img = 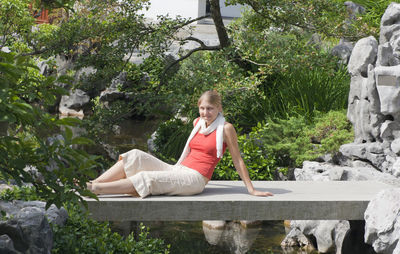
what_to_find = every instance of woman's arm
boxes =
[223,123,273,197]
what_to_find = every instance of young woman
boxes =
[87,90,273,198]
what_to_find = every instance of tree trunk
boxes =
[209,0,230,48]
[209,0,252,71]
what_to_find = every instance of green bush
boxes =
[213,129,275,181]
[52,204,170,254]
[153,118,193,162]
[0,52,99,208]
[0,185,41,202]
[258,110,353,168]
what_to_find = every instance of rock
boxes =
[203,221,260,254]
[307,33,322,48]
[202,220,226,229]
[74,66,97,83]
[289,220,349,254]
[331,39,353,64]
[45,205,68,226]
[110,71,128,89]
[0,184,12,192]
[1,47,11,53]
[239,220,261,228]
[37,60,50,76]
[0,234,18,254]
[347,64,382,143]
[295,160,400,185]
[99,88,125,102]
[365,188,400,254]
[344,1,365,19]
[147,131,157,154]
[0,220,27,252]
[16,207,53,254]
[380,3,400,44]
[329,167,344,180]
[348,36,378,77]
[377,43,397,66]
[0,205,57,254]
[59,89,90,117]
[294,161,331,181]
[375,65,400,116]
[281,228,311,248]
[339,143,386,169]
[0,201,68,227]
[112,125,121,135]
[390,157,400,177]
[55,55,73,76]
[391,138,400,154]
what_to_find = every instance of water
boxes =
[111,220,317,254]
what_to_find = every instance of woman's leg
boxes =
[93,160,127,183]
[88,179,139,196]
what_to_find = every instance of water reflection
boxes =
[203,221,260,254]
[110,220,317,254]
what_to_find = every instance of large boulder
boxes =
[0,200,68,253]
[286,220,349,254]
[16,207,53,254]
[365,188,400,254]
[380,3,400,45]
[348,36,378,77]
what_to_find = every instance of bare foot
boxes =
[86,181,100,195]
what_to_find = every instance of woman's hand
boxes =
[249,189,274,197]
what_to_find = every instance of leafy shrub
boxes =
[213,129,275,180]
[0,52,99,208]
[0,185,41,202]
[153,118,193,162]
[258,110,353,168]
[52,204,170,254]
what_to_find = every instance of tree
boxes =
[0,51,99,208]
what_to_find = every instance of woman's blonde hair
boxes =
[197,90,222,108]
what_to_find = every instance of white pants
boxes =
[119,149,207,198]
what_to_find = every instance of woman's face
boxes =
[198,99,221,126]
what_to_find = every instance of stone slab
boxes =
[83,181,394,221]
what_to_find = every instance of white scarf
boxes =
[176,112,225,165]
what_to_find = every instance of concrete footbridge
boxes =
[83,180,395,221]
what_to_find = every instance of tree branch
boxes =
[161,44,221,77]
[179,15,211,28]
[184,36,209,47]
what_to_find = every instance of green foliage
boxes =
[258,110,353,168]
[153,118,193,162]
[227,0,349,38]
[52,204,170,254]
[213,130,275,181]
[266,65,350,119]
[0,52,100,208]
[0,185,41,201]
[338,0,400,38]
[0,0,34,48]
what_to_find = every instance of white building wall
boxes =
[144,0,200,20]
[219,0,244,17]
[143,0,244,20]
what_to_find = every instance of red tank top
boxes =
[181,123,227,180]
